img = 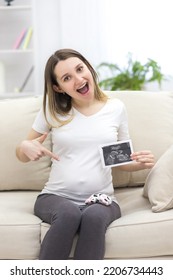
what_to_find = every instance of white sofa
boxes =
[1,91,173,260]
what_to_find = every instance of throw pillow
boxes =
[143,145,173,212]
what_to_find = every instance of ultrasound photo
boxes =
[99,140,133,168]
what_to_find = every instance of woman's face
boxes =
[53,57,95,104]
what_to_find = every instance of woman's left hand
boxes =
[130,150,155,169]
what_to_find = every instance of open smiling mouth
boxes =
[77,83,89,95]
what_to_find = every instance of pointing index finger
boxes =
[44,148,59,161]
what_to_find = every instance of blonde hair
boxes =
[43,48,107,127]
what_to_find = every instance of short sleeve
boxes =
[32,108,50,134]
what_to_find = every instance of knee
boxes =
[81,207,105,229]
[52,205,81,225]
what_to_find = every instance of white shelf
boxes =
[0,49,33,53]
[0,5,32,10]
[0,0,35,96]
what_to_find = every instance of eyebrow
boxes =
[60,63,83,81]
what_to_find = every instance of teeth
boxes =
[78,83,87,90]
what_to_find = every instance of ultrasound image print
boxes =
[100,140,133,167]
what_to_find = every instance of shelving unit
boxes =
[0,0,35,98]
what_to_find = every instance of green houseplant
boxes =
[97,53,165,90]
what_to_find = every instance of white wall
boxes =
[33,0,173,94]
[57,0,106,65]
[33,0,62,94]
[100,0,173,90]
[33,0,109,94]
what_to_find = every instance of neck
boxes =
[72,98,107,117]
[72,98,98,110]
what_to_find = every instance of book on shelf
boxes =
[12,27,33,50]
[22,27,33,50]
[12,28,27,49]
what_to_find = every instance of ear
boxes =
[53,85,64,93]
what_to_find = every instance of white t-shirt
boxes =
[32,98,130,205]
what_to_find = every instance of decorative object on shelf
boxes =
[4,0,14,6]
[15,66,34,93]
[97,53,165,90]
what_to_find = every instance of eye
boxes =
[63,75,71,82]
[77,66,83,72]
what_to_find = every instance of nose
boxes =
[74,73,83,84]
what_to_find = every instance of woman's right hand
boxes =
[20,133,59,161]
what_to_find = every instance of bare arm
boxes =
[116,150,155,172]
[16,128,59,163]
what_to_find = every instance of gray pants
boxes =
[34,194,121,260]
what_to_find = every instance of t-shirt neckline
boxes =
[72,100,109,118]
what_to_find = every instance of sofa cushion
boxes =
[41,187,173,259]
[107,91,173,188]
[0,191,40,259]
[143,145,173,212]
[0,96,51,191]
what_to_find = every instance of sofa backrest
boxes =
[0,91,173,191]
[0,96,51,191]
